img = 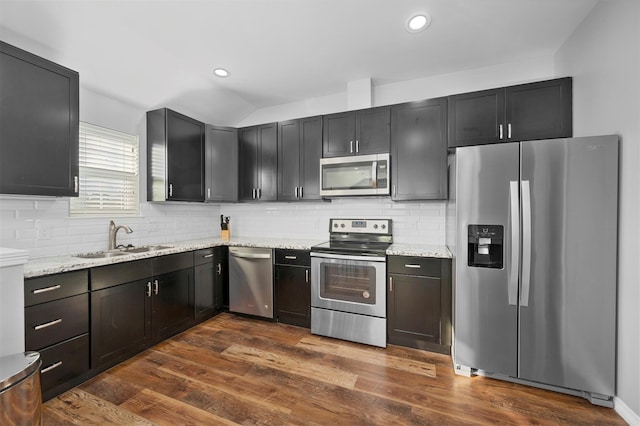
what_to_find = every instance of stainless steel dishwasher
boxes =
[228,247,273,318]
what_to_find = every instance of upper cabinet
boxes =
[238,123,278,202]
[0,41,79,197]
[322,106,390,157]
[147,108,205,202]
[448,77,572,148]
[205,125,238,203]
[391,98,448,201]
[278,116,323,201]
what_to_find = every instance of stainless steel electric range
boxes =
[310,218,392,348]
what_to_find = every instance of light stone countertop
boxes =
[23,237,451,278]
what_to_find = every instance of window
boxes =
[70,122,139,216]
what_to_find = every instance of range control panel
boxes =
[329,219,392,235]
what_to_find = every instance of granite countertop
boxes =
[23,237,451,278]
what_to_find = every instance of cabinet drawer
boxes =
[38,334,89,393]
[91,258,152,291]
[25,293,89,350]
[193,248,215,265]
[153,252,194,275]
[387,256,441,277]
[24,270,88,307]
[275,249,310,267]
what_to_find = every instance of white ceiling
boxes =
[0,0,598,125]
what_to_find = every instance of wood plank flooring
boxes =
[43,313,625,425]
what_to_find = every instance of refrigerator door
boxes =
[519,136,618,396]
[454,143,519,377]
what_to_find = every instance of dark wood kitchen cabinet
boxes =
[90,252,194,371]
[274,249,311,328]
[24,270,89,401]
[278,116,323,201]
[194,246,225,319]
[205,125,238,202]
[238,123,278,201]
[448,77,572,148]
[322,106,390,157]
[391,97,448,201]
[387,256,451,354]
[147,108,205,202]
[0,41,79,197]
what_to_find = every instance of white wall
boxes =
[555,0,640,420]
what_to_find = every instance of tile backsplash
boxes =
[0,196,446,259]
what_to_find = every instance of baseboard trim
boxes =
[615,397,640,425]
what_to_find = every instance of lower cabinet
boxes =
[274,249,311,328]
[24,270,90,401]
[194,247,225,319]
[387,256,452,354]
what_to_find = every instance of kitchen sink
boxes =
[75,245,173,259]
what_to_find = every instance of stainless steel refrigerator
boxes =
[452,135,618,406]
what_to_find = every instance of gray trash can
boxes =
[0,352,42,425]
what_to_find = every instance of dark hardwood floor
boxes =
[43,313,625,425]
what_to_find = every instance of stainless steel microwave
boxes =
[319,153,390,197]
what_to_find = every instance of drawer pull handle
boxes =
[146,282,152,297]
[404,264,421,269]
[203,254,214,258]
[34,318,62,330]
[284,256,297,260]
[41,361,63,374]
[32,284,61,294]
[305,269,309,284]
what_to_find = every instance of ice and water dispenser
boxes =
[468,225,503,269]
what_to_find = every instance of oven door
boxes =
[310,252,386,318]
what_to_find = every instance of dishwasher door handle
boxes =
[229,252,271,260]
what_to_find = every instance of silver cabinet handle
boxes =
[350,140,353,153]
[216,263,222,274]
[258,188,261,199]
[41,361,63,374]
[169,183,173,197]
[203,254,214,259]
[34,318,62,331]
[295,187,299,198]
[508,123,512,139]
[207,188,211,199]
[252,188,256,199]
[153,279,159,295]
[32,284,61,294]
[74,176,79,193]
[389,276,393,292]
[146,282,152,297]
[356,140,359,153]
[305,269,309,284]
[404,264,421,269]
[284,255,297,260]
[508,181,520,306]
[299,186,303,198]
[520,180,532,307]
[499,124,504,140]
[393,185,397,197]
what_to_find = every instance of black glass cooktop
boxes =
[311,240,391,256]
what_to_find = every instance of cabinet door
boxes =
[205,125,238,202]
[299,116,323,200]
[238,126,259,201]
[0,41,79,196]
[356,106,390,155]
[194,262,215,319]
[213,247,225,311]
[91,279,152,370]
[275,265,311,328]
[277,119,301,201]
[323,112,356,157]
[166,110,205,201]
[448,88,505,148]
[153,268,193,341]
[388,274,441,345]
[257,123,278,201]
[391,98,448,200]
[506,77,572,141]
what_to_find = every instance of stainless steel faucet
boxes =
[109,220,133,250]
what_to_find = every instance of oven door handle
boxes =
[310,252,386,262]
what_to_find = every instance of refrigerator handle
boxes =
[508,181,520,306]
[520,180,532,307]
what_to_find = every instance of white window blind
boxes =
[70,122,139,216]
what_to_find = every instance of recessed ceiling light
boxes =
[213,68,229,78]
[407,14,431,33]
